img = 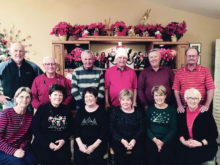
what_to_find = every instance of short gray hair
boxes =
[43,57,57,64]
[185,47,200,56]
[81,50,94,59]
[148,48,161,57]
[184,88,202,101]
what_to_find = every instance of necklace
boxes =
[19,115,25,125]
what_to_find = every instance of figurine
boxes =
[128,27,136,37]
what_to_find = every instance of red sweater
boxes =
[31,73,72,109]
[0,108,33,155]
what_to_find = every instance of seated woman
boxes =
[32,84,74,165]
[146,85,176,165]
[0,87,36,165]
[177,88,218,165]
[74,87,108,165]
[109,89,145,165]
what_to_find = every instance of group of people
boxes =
[0,42,218,165]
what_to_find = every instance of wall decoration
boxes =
[189,43,201,64]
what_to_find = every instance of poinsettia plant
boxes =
[72,25,88,38]
[87,23,106,36]
[110,21,127,36]
[50,22,73,37]
[0,36,10,63]
[163,21,187,41]
[160,48,176,68]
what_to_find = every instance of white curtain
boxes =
[213,39,220,135]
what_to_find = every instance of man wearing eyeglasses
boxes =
[0,42,42,110]
[172,47,215,113]
[31,57,72,111]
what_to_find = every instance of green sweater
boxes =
[146,105,177,143]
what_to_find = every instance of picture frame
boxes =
[189,43,201,64]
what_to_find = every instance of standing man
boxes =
[0,42,42,110]
[105,48,137,108]
[71,50,104,110]
[138,49,174,110]
[31,57,72,110]
[172,47,215,113]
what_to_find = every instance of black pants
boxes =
[74,141,107,165]
[112,140,144,165]
[146,138,175,165]
[32,144,71,165]
[177,142,217,165]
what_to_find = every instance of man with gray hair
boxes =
[0,42,42,110]
[138,48,174,110]
[71,50,104,110]
[31,57,72,110]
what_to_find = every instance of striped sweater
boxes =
[71,66,104,101]
[0,108,33,155]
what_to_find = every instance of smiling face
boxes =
[186,97,200,110]
[120,96,133,110]
[10,43,25,65]
[81,52,94,70]
[148,51,161,68]
[43,57,57,75]
[116,56,127,69]
[84,92,97,106]
[15,91,31,109]
[153,91,167,106]
[49,90,63,107]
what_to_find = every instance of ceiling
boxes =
[151,0,220,20]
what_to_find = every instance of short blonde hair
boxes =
[119,89,133,102]
[151,85,167,96]
[184,88,202,101]
[13,87,32,105]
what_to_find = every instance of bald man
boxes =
[31,57,72,110]
[0,43,42,110]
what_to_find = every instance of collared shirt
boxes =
[105,65,137,107]
[138,66,174,106]
[172,64,215,106]
[31,73,72,109]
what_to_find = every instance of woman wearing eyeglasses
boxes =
[177,88,218,165]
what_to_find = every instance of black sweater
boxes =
[32,103,74,149]
[177,110,218,146]
[110,107,145,142]
[74,106,108,145]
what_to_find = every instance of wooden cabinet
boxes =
[52,36,189,76]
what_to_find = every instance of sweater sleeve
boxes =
[32,106,51,149]
[71,71,82,101]
[61,108,74,141]
[134,109,145,141]
[97,108,108,141]
[161,107,177,143]
[0,111,17,155]
[31,78,41,109]
[146,107,156,140]
[109,109,123,142]
[97,70,105,99]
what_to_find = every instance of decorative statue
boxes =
[128,26,136,37]
[141,9,151,26]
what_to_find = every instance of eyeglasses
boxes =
[44,63,56,66]
[187,97,199,101]
[186,55,198,58]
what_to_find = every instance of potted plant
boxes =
[50,22,73,41]
[110,21,127,36]
[163,21,187,41]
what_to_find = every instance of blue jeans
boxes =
[0,149,36,165]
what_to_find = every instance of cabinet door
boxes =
[176,44,188,69]
[52,43,64,75]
